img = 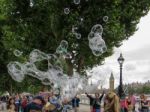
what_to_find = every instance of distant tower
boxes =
[109,72,114,91]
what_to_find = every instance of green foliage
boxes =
[0,0,150,93]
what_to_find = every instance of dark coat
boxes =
[71,97,80,108]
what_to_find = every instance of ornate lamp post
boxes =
[117,53,125,98]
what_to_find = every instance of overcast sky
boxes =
[90,12,150,88]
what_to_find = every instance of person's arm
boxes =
[85,93,93,100]
[141,101,149,108]
[99,91,104,101]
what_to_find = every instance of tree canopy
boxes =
[0,0,150,93]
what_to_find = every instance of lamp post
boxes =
[118,53,125,98]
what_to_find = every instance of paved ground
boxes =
[79,104,90,112]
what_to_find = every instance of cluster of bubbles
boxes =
[88,24,107,56]
[72,26,81,39]
[13,49,23,57]
[8,48,101,100]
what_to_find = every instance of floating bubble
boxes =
[60,40,68,49]
[73,0,80,4]
[29,49,47,63]
[13,49,23,57]
[56,40,68,55]
[64,8,70,15]
[103,16,109,22]
[7,62,25,82]
[92,50,103,56]
[8,48,102,102]
[91,24,103,35]
[88,24,107,56]
[75,33,81,39]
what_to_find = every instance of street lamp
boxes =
[117,53,125,98]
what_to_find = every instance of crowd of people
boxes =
[85,91,150,112]
[0,91,150,112]
[0,92,75,112]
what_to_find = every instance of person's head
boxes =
[8,98,15,105]
[140,94,145,100]
[95,93,100,98]
[33,96,45,105]
[44,96,49,103]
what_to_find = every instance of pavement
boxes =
[79,104,90,112]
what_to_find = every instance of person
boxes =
[126,97,133,112]
[86,91,104,112]
[86,93,94,112]
[24,96,45,112]
[141,94,149,112]
[128,93,136,112]
[71,95,80,112]
[21,95,28,112]
[7,98,16,112]
[15,94,21,111]
[1,96,7,111]
[104,91,120,112]
[0,101,2,111]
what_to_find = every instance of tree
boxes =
[0,0,150,93]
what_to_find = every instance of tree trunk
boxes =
[66,59,73,76]
[77,56,84,74]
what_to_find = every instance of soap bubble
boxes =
[13,49,23,57]
[103,16,109,22]
[91,24,103,35]
[75,33,81,39]
[8,47,103,103]
[29,49,47,63]
[73,0,80,4]
[88,24,107,56]
[56,40,68,55]
[7,62,25,82]
[60,40,68,49]
[64,8,70,15]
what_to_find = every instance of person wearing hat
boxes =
[24,96,45,112]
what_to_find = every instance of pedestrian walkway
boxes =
[79,104,90,112]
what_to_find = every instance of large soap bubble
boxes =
[88,24,107,56]
[7,62,25,82]
[29,49,48,63]
[8,45,102,103]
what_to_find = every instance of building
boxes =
[109,72,114,91]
